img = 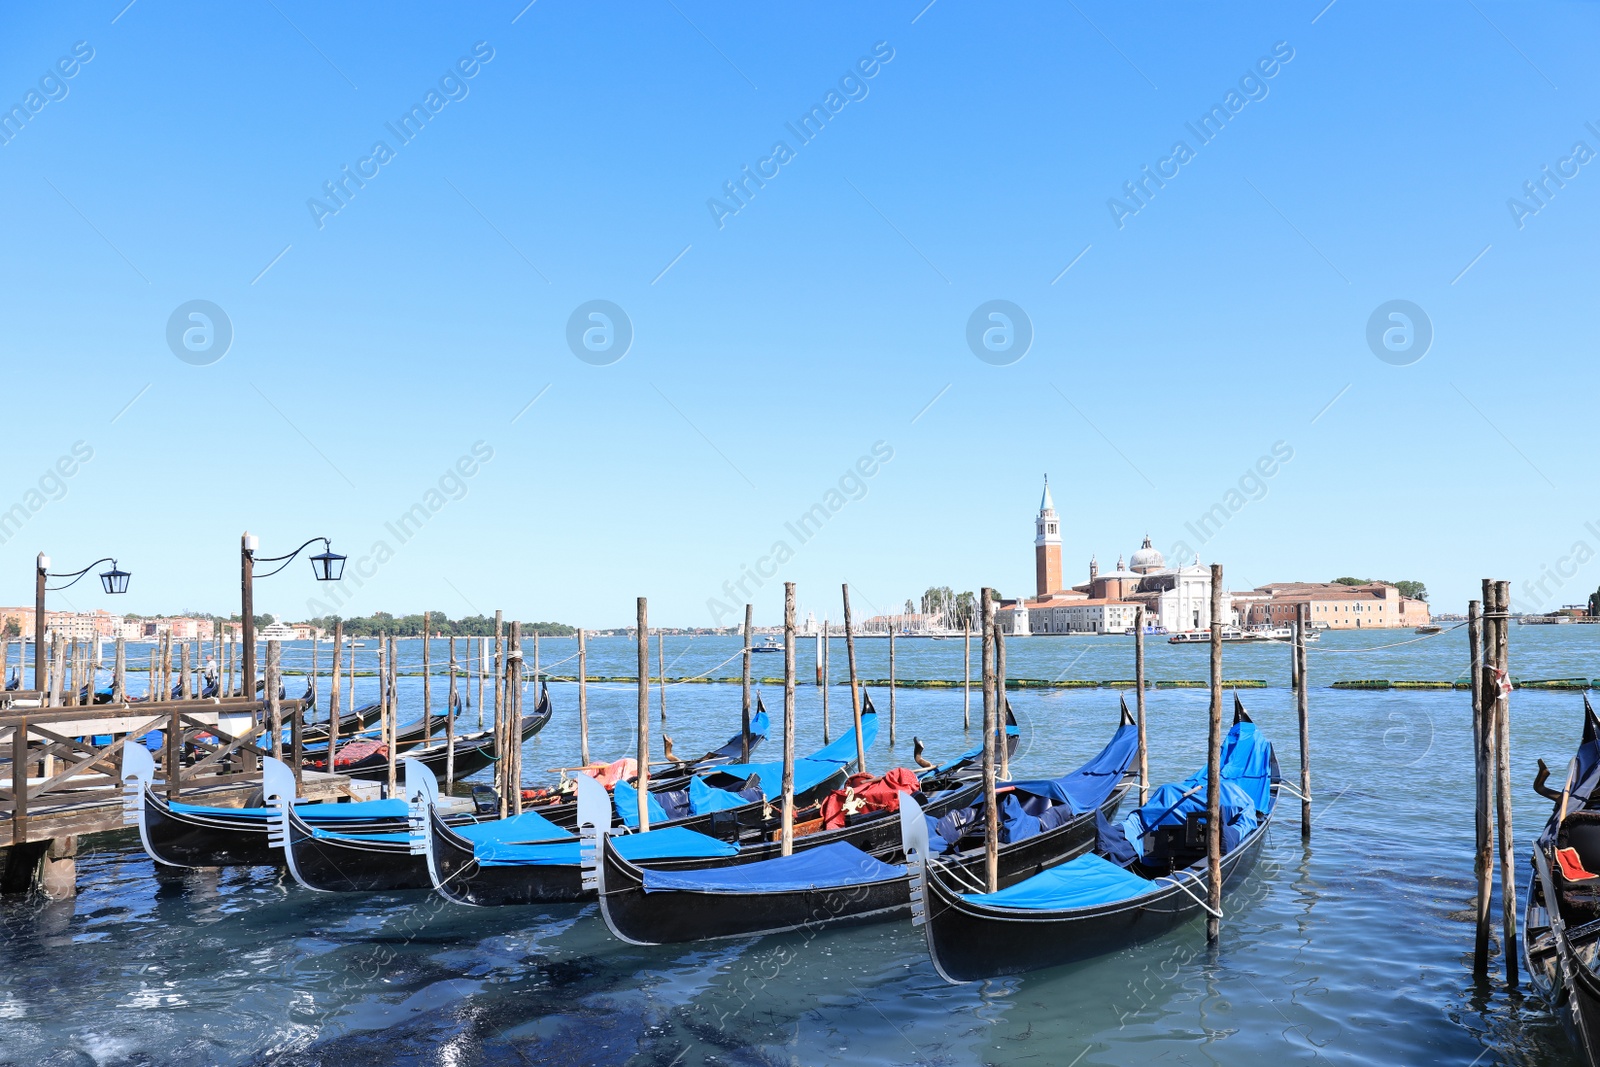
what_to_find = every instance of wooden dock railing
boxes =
[0,695,305,846]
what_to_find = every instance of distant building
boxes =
[0,607,122,641]
[140,617,217,641]
[1005,477,1229,634]
[1237,581,1430,629]
[861,612,939,634]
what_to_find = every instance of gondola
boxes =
[912,701,1278,983]
[640,698,773,792]
[324,685,552,782]
[1524,697,1600,1066]
[300,702,381,744]
[414,711,884,906]
[515,698,773,829]
[119,743,480,868]
[594,703,1136,945]
[270,759,568,892]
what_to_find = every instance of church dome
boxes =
[1130,535,1165,574]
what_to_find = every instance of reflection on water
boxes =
[2,628,1595,1065]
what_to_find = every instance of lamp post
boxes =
[238,532,345,697]
[34,553,131,691]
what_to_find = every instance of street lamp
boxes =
[35,553,132,691]
[239,533,345,696]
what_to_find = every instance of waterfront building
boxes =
[1006,477,1229,634]
[1237,581,1430,629]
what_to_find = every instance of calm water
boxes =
[4,625,1597,1066]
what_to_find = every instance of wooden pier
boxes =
[0,690,356,897]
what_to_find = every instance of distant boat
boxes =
[259,622,298,641]
[750,635,781,654]
[1415,624,1443,634]
[1122,624,1169,637]
[1169,627,1298,644]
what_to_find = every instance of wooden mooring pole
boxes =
[113,635,126,704]
[842,584,865,775]
[1470,597,1492,975]
[1490,579,1518,986]
[510,624,523,816]
[1206,563,1224,943]
[386,634,398,797]
[1135,605,1148,805]
[742,605,753,761]
[636,598,651,832]
[781,582,796,857]
[267,640,283,763]
[657,630,667,724]
[578,628,590,767]
[981,586,999,893]
[329,620,343,758]
[421,613,432,745]
[1296,603,1311,838]
[888,624,897,748]
[996,616,1009,781]
[963,617,971,732]
[493,611,504,817]
[446,635,458,790]
[820,615,830,746]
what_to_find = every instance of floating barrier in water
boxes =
[1518,678,1590,690]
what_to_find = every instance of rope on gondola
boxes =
[931,860,990,895]
[1157,868,1223,918]
[1276,781,1311,803]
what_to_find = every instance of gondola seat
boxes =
[1555,810,1600,920]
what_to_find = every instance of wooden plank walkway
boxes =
[1,692,354,848]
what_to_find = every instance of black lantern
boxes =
[99,561,131,595]
[309,542,346,582]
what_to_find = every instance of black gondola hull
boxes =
[1526,846,1600,1067]
[422,772,849,908]
[921,803,1273,983]
[283,807,430,892]
[136,789,446,868]
[597,780,1129,945]
[425,806,585,906]
[338,701,550,782]
[138,791,283,867]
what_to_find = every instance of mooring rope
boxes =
[1295,620,1468,655]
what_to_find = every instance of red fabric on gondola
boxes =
[1558,846,1599,881]
[817,768,921,829]
[579,758,637,790]
[332,740,386,768]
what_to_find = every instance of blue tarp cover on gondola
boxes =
[720,713,883,780]
[963,719,1275,913]
[707,713,876,799]
[312,828,410,842]
[1005,723,1140,812]
[614,779,669,828]
[928,720,1139,851]
[641,841,902,894]
[477,825,739,867]
[313,810,572,846]
[961,852,1157,910]
[170,798,409,821]
[1115,779,1258,861]
[1220,720,1276,813]
[689,776,748,815]
[456,809,570,845]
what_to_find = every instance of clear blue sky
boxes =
[3,1,1596,628]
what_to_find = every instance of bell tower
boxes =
[1034,475,1062,597]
